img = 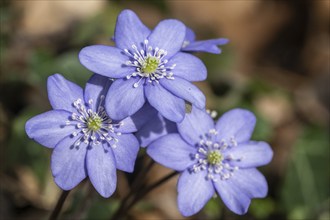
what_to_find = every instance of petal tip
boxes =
[25,119,33,138]
[53,176,79,191]
[262,142,274,164]
[118,9,137,18]
[47,73,64,87]
[97,188,115,198]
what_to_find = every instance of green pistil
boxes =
[142,57,159,74]
[87,115,102,131]
[207,151,223,165]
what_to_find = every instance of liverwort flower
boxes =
[181,27,229,54]
[79,9,207,123]
[147,107,273,216]
[135,108,177,148]
[25,74,144,198]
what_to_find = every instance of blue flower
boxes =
[147,107,273,216]
[25,74,144,198]
[181,27,229,54]
[79,9,207,122]
[135,106,177,148]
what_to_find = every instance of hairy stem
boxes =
[111,170,178,220]
[110,159,154,220]
[49,190,70,220]
[126,171,178,211]
[71,183,95,220]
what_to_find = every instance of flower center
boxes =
[207,151,222,165]
[190,129,242,181]
[123,39,176,88]
[142,56,159,74]
[87,114,102,131]
[65,97,123,148]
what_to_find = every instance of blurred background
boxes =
[0,0,329,219]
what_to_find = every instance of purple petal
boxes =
[114,9,151,50]
[182,42,221,54]
[177,170,215,217]
[214,178,251,215]
[145,83,185,123]
[226,141,273,168]
[230,169,268,198]
[168,52,207,82]
[79,45,134,78]
[147,134,195,171]
[136,112,177,147]
[184,27,196,42]
[47,74,83,112]
[208,38,229,46]
[160,77,205,109]
[182,38,229,54]
[108,134,139,173]
[51,135,87,190]
[105,78,145,120]
[148,19,186,59]
[25,110,75,148]
[187,38,229,48]
[87,143,116,198]
[177,107,214,145]
[114,103,158,133]
[215,109,256,144]
[84,74,113,112]
[206,38,230,45]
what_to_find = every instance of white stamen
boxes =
[65,98,124,148]
[123,39,176,87]
[191,132,240,182]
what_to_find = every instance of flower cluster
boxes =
[25,9,272,217]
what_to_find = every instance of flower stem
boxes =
[110,159,154,220]
[71,183,95,220]
[49,190,70,220]
[126,171,178,211]
[111,170,178,220]
[129,159,155,197]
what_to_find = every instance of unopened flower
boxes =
[25,74,143,197]
[147,107,273,216]
[181,27,229,54]
[79,9,206,122]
